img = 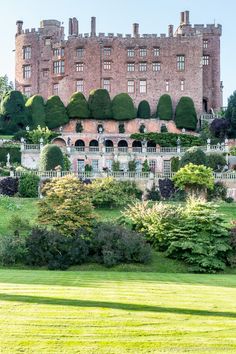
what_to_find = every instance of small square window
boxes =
[104,61,111,70]
[127,63,135,72]
[23,86,31,98]
[127,80,135,93]
[203,55,209,66]
[23,65,31,79]
[139,62,147,72]
[127,48,135,57]
[104,47,112,56]
[23,46,31,60]
[76,79,84,92]
[139,48,147,57]
[177,55,185,71]
[203,40,208,49]
[153,47,160,56]
[103,79,111,92]
[153,62,161,71]
[45,38,51,46]
[139,80,147,93]
[76,48,84,57]
[76,63,84,72]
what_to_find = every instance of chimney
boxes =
[184,11,190,25]
[133,23,139,37]
[91,17,96,37]
[180,12,185,25]
[168,25,173,37]
[72,17,78,36]
[16,20,23,35]
[68,18,73,35]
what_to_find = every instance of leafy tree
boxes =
[39,144,64,171]
[225,91,236,137]
[210,118,229,140]
[45,96,69,129]
[179,147,207,168]
[0,90,29,133]
[175,96,197,130]
[112,93,136,120]
[142,159,150,172]
[25,95,46,128]
[27,125,59,144]
[206,153,226,172]
[38,176,94,236]
[137,100,151,118]
[0,75,13,102]
[67,92,89,118]
[18,173,40,198]
[88,89,112,119]
[156,94,173,120]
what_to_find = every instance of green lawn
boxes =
[0,269,236,353]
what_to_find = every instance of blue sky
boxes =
[0,0,235,105]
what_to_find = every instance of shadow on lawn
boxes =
[0,292,236,318]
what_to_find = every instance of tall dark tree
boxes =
[112,93,136,120]
[88,89,112,119]
[156,94,173,120]
[137,100,151,119]
[175,96,197,130]
[225,91,236,137]
[25,95,46,129]
[67,92,90,118]
[45,96,69,129]
[0,75,13,102]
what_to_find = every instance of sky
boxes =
[0,0,235,106]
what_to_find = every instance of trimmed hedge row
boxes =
[130,132,203,147]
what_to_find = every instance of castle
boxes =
[15,11,222,114]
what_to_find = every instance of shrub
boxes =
[166,198,231,273]
[160,124,168,133]
[27,125,59,144]
[146,184,160,201]
[171,156,180,172]
[137,100,151,118]
[39,144,64,171]
[175,96,197,130]
[88,89,112,119]
[159,179,175,200]
[210,119,229,140]
[206,153,227,172]
[91,222,151,267]
[67,92,89,118]
[76,121,83,133]
[118,123,125,133]
[139,124,146,133]
[128,160,136,172]
[142,159,150,172]
[179,147,207,168]
[25,95,46,129]
[130,132,202,147]
[112,93,136,120]
[45,95,69,129]
[18,173,40,197]
[0,90,29,133]
[0,234,27,266]
[207,181,227,201]
[0,177,18,196]
[111,161,120,172]
[38,176,94,236]
[63,154,71,171]
[156,94,173,120]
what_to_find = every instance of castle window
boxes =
[203,55,209,66]
[53,83,59,95]
[127,80,135,93]
[23,65,31,79]
[139,47,147,57]
[127,48,135,57]
[152,62,161,72]
[104,47,112,56]
[76,62,84,72]
[103,79,111,92]
[104,61,111,70]
[53,60,65,74]
[76,47,84,58]
[23,86,31,98]
[180,80,185,91]
[203,40,208,49]
[139,80,147,93]
[165,80,169,92]
[91,160,99,172]
[45,38,51,46]
[53,48,64,57]
[127,63,135,72]
[42,69,49,77]
[76,80,84,92]
[23,46,31,60]
[139,62,147,72]
[153,47,160,56]
[177,55,185,71]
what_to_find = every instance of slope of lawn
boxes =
[0,269,236,353]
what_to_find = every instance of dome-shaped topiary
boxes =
[137,100,151,119]
[45,96,69,129]
[67,92,90,118]
[156,94,173,120]
[25,95,46,129]
[88,89,112,119]
[39,144,64,171]
[112,93,136,120]
[175,96,197,130]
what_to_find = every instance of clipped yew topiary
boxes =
[25,95,46,129]
[39,144,64,171]
[88,89,112,119]
[175,96,197,130]
[45,96,69,129]
[67,92,90,118]
[156,94,173,120]
[0,90,29,133]
[112,93,136,120]
[137,100,151,119]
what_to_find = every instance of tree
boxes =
[179,147,207,168]
[210,118,229,140]
[27,125,59,144]
[25,95,46,128]
[173,163,214,197]
[0,90,29,133]
[88,89,112,119]
[206,153,226,172]
[137,100,151,118]
[67,92,89,118]
[175,96,197,130]
[112,93,136,120]
[0,75,13,102]
[39,144,64,171]
[156,94,173,120]
[38,176,94,236]
[45,96,69,129]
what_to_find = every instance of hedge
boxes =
[0,146,21,164]
[88,89,112,119]
[25,95,46,129]
[39,144,64,171]
[67,92,90,118]
[137,100,151,119]
[45,96,69,129]
[130,132,203,147]
[112,93,136,120]
[156,94,173,120]
[175,96,197,130]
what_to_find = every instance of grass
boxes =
[0,269,236,353]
